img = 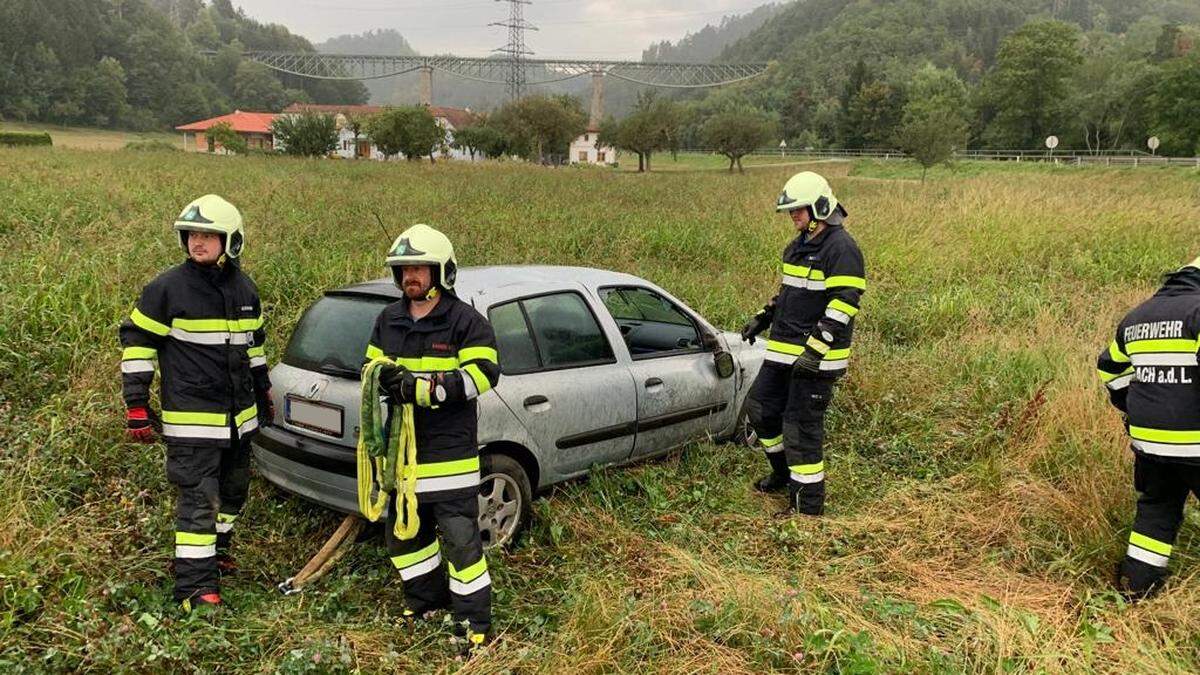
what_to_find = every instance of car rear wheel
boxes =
[729,397,757,447]
[478,454,532,550]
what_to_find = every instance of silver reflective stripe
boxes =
[215,522,234,534]
[169,328,252,345]
[1130,353,1197,367]
[459,369,479,400]
[1127,544,1169,568]
[415,472,480,493]
[781,276,826,291]
[449,570,491,596]
[819,359,848,371]
[824,308,852,325]
[162,424,230,440]
[399,553,442,581]
[791,471,825,484]
[1131,439,1200,458]
[120,359,156,373]
[238,417,259,437]
[1107,373,1133,390]
[250,356,267,368]
[764,351,798,365]
[765,445,784,455]
[176,545,216,559]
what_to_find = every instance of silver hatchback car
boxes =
[253,265,765,547]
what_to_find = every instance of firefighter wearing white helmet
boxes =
[365,223,500,654]
[118,194,273,611]
[740,172,865,516]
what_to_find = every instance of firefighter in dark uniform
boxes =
[740,172,865,515]
[1097,256,1200,599]
[118,195,272,611]
[366,224,501,653]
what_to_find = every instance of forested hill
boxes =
[0,0,367,130]
[642,4,785,63]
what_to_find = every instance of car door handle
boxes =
[644,378,663,388]
[523,395,549,408]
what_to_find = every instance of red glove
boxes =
[127,407,157,443]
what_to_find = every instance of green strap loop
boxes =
[357,358,420,541]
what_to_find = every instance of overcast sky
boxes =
[234,0,772,59]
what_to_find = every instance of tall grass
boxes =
[2,149,1199,672]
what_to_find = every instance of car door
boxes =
[486,290,637,477]
[598,286,734,459]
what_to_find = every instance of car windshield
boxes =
[283,294,388,377]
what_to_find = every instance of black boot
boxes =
[754,472,789,493]
[1115,559,1168,602]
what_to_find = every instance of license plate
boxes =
[286,395,344,438]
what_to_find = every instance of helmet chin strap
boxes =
[424,286,440,301]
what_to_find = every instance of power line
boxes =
[490,0,537,100]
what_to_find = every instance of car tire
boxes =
[478,453,532,550]
[726,397,756,447]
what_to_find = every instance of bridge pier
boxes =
[419,66,433,106]
[588,69,604,129]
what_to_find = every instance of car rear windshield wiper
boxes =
[319,363,359,378]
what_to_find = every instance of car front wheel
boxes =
[477,453,532,550]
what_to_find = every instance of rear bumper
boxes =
[252,425,357,514]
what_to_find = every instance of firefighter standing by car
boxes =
[740,172,865,515]
[1097,256,1200,599]
[118,195,272,611]
[364,224,501,655]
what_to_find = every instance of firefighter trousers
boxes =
[386,496,492,633]
[1120,453,1200,593]
[166,431,252,601]
[747,363,835,515]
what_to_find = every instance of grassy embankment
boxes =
[2,148,1200,672]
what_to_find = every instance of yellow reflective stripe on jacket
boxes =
[365,343,384,360]
[824,348,851,361]
[247,345,265,358]
[782,264,826,281]
[766,339,806,356]
[173,316,262,333]
[1129,426,1200,444]
[459,346,498,364]
[464,363,492,394]
[162,405,256,428]
[131,308,170,336]
[806,335,830,354]
[415,456,480,478]
[394,356,460,372]
[1129,531,1172,556]
[122,346,157,360]
[1124,338,1199,355]
[448,557,488,582]
[1097,366,1133,383]
[826,275,866,290]
[1108,340,1130,363]
[176,532,217,545]
[827,298,859,317]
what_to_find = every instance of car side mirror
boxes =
[714,350,735,379]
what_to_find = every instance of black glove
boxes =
[793,347,823,375]
[379,364,419,403]
[257,389,275,427]
[740,305,774,344]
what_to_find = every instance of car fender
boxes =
[477,391,543,485]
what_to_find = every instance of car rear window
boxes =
[283,294,388,377]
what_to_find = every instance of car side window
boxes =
[599,287,702,358]
[488,292,615,373]
[522,293,615,368]
[487,301,540,375]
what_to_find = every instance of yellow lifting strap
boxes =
[357,357,420,540]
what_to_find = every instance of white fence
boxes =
[683,148,1200,167]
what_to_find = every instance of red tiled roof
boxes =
[175,111,277,134]
[429,106,476,130]
[282,103,387,115]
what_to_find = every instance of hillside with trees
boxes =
[0,0,367,129]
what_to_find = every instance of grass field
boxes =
[0,121,181,151]
[3,149,1200,672]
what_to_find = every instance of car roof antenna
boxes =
[371,210,394,242]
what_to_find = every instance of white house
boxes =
[280,103,481,161]
[569,128,617,166]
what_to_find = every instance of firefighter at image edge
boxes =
[118,195,273,612]
[740,171,866,516]
[1098,255,1200,600]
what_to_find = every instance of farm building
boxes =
[569,128,617,166]
[280,103,480,161]
[175,111,277,153]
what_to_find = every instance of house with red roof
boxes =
[175,110,278,154]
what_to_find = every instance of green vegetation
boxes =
[272,112,339,158]
[365,106,444,162]
[0,131,52,147]
[3,148,1200,670]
